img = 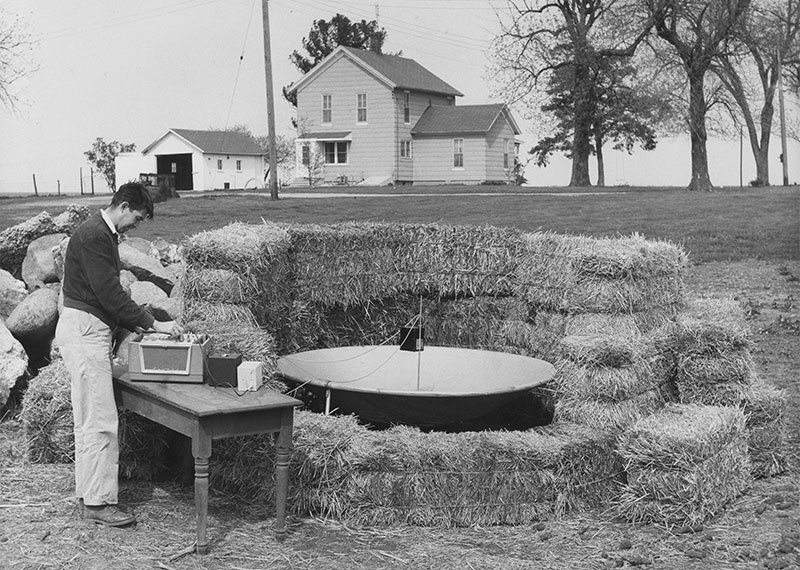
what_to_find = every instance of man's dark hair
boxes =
[111,182,154,219]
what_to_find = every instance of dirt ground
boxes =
[1,259,798,570]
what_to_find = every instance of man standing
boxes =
[56,182,182,527]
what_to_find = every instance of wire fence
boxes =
[0,170,113,197]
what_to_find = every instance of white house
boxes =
[115,128,267,191]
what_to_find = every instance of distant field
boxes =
[1,185,797,263]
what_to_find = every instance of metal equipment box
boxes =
[128,335,214,383]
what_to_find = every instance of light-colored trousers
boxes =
[55,307,119,506]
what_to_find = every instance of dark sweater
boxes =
[62,211,155,332]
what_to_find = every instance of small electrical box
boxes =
[399,326,425,352]
[128,334,213,383]
[206,351,242,387]
[237,361,263,392]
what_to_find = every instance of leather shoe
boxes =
[84,504,136,527]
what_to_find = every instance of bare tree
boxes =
[492,0,652,186]
[712,0,800,185]
[645,0,751,191]
[0,8,36,109]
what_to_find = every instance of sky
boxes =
[0,0,797,196]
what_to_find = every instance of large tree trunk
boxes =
[570,63,593,187]
[686,70,713,191]
[594,128,605,187]
[752,99,775,185]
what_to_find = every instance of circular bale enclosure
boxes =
[15,220,777,530]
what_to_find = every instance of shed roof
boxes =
[287,46,463,98]
[411,104,521,136]
[143,129,265,155]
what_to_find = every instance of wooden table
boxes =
[114,372,301,554]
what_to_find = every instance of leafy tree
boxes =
[84,138,136,192]
[530,62,664,186]
[644,0,750,191]
[0,7,36,109]
[492,0,652,187]
[713,0,800,186]
[283,14,386,107]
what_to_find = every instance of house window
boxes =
[404,93,410,123]
[453,138,464,168]
[400,140,412,158]
[324,141,348,164]
[217,159,223,171]
[236,159,242,171]
[503,139,509,169]
[301,144,310,166]
[322,94,332,124]
[171,162,177,174]
[357,93,367,123]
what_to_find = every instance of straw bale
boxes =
[516,231,687,315]
[675,350,757,406]
[674,296,751,354]
[118,410,173,481]
[558,334,648,367]
[181,267,259,305]
[20,359,73,464]
[499,310,567,361]
[554,358,659,402]
[619,404,747,470]
[741,382,787,478]
[182,221,290,271]
[554,387,666,431]
[617,437,751,526]
[339,422,622,527]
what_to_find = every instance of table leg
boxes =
[192,425,212,555]
[274,410,293,542]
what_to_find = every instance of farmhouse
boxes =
[115,128,267,192]
[286,46,521,186]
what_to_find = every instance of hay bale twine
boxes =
[6,287,59,344]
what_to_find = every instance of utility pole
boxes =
[261,0,279,200]
[777,44,789,187]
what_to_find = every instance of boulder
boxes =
[6,288,60,344]
[123,236,152,255]
[0,269,28,319]
[130,280,168,306]
[149,238,182,266]
[52,204,91,233]
[0,318,29,408]
[120,269,138,293]
[118,242,174,295]
[0,211,56,275]
[52,236,70,281]
[148,297,182,322]
[21,233,66,288]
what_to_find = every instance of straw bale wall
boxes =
[210,411,623,527]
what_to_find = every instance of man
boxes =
[56,182,182,527]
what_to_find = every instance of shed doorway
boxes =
[157,153,193,190]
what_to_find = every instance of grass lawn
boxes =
[1,185,798,262]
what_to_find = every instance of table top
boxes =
[115,370,301,418]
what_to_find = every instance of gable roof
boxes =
[287,46,463,97]
[411,104,522,136]
[142,128,265,155]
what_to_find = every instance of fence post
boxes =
[32,174,38,196]
[80,167,84,195]
[90,169,95,195]
[58,180,61,196]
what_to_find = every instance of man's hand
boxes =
[151,320,183,339]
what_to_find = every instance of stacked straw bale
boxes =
[550,313,674,430]
[672,296,756,406]
[20,358,174,479]
[516,232,687,321]
[210,412,623,527]
[618,404,751,526]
